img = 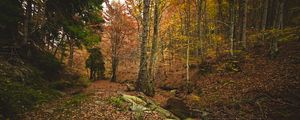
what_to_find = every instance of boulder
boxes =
[165,97,205,119]
[121,94,180,120]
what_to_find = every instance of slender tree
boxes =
[261,0,269,42]
[241,0,248,49]
[229,0,236,56]
[149,0,160,81]
[136,0,155,97]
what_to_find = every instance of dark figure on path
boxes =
[86,48,105,81]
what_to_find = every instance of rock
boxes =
[121,94,180,120]
[170,90,177,95]
[126,84,135,91]
[130,103,149,112]
[45,109,54,114]
[165,97,203,119]
[165,97,191,119]
[95,101,104,105]
[122,94,147,106]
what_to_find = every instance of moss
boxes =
[0,59,62,119]
[108,96,126,109]
[63,93,89,107]
[0,77,61,118]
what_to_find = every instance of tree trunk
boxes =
[149,0,160,82]
[270,0,284,58]
[185,0,192,93]
[68,38,74,67]
[216,0,223,60]
[196,0,204,62]
[60,34,66,63]
[278,0,284,29]
[261,0,269,42]
[111,41,118,82]
[136,0,155,97]
[241,0,248,49]
[24,0,32,46]
[230,0,236,57]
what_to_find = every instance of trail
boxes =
[22,80,163,120]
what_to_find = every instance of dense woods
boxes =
[0,0,299,119]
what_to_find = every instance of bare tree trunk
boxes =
[68,37,74,67]
[270,0,284,58]
[216,0,223,60]
[24,0,33,57]
[230,0,236,57]
[196,0,204,62]
[241,0,248,49]
[136,0,155,97]
[278,0,284,29]
[261,0,269,42]
[24,0,32,46]
[111,35,119,82]
[185,0,192,93]
[60,34,67,63]
[149,0,160,82]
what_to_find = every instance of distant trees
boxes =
[104,0,136,82]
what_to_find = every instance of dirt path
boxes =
[22,80,163,120]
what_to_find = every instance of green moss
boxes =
[109,96,126,108]
[63,93,89,107]
[0,77,61,118]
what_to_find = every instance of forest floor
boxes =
[22,40,300,120]
[22,80,165,120]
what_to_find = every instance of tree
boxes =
[241,0,248,49]
[229,0,236,57]
[196,0,204,62]
[104,0,136,82]
[136,0,155,97]
[23,0,33,47]
[261,0,269,42]
[270,0,285,58]
[86,48,105,80]
[149,0,160,82]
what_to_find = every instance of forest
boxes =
[0,0,299,119]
